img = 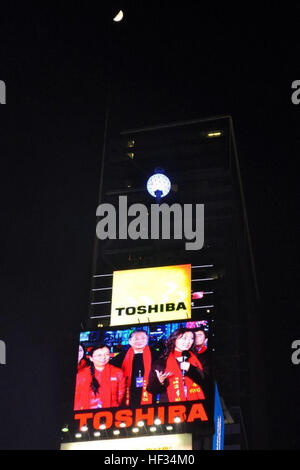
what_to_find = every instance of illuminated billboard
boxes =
[212,384,224,450]
[110,264,191,326]
[73,319,213,435]
[61,433,193,450]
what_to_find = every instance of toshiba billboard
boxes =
[72,319,213,437]
[110,264,191,326]
[61,433,192,450]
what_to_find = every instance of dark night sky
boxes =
[0,2,299,449]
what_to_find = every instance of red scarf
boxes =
[165,351,205,402]
[91,364,114,408]
[122,346,152,405]
[78,358,88,372]
[196,344,207,354]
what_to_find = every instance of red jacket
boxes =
[74,364,126,411]
[196,344,207,354]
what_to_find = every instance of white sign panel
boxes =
[61,433,192,451]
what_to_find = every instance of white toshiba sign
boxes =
[110,264,191,326]
[61,433,192,451]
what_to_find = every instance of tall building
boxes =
[63,116,266,450]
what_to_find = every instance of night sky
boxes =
[0,2,299,449]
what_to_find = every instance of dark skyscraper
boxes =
[83,115,267,449]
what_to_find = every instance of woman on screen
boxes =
[74,344,126,410]
[77,344,90,372]
[147,328,206,403]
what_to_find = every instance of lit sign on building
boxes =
[61,432,192,450]
[72,319,213,437]
[110,264,191,326]
[74,402,209,430]
[212,384,224,450]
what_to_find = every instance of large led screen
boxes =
[74,320,213,433]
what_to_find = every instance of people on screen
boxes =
[194,326,210,377]
[147,328,206,403]
[77,343,90,372]
[194,327,208,355]
[110,329,158,407]
[74,344,125,410]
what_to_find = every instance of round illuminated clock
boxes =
[146,171,171,200]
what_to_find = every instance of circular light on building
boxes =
[113,430,120,436]
[174,416,181,423]
[154,419,161,425]
[99,424,106,430]
[137,420,144,428]
[119,422,126,428]
[146,171,171,201]
[132,428,139,433]
[61,426,69,433]
[75,433,82,439]
[80,425,88,432]
[150,426,157,432]
[94,431,101,437]
[166,425,173,431]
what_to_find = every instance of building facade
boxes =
[62,116,267,450]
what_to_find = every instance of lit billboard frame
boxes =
[61,432,193,451]
[110,264,192,326]
[73,319,214,437]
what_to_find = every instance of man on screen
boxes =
[111,329,158,407]
[194,327,208,355]
[74,344,125,410]
[147,328,206,403]
[193,327,210,378]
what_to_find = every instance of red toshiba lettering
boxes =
[115,409,133,428]
[187,403,208,422]
[135,407,155,426]
[168,405,187,424]
[157,406,165,424]
[93,411,113,430]
[74,413,93,429]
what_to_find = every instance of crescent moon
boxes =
[113,10,124,22]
